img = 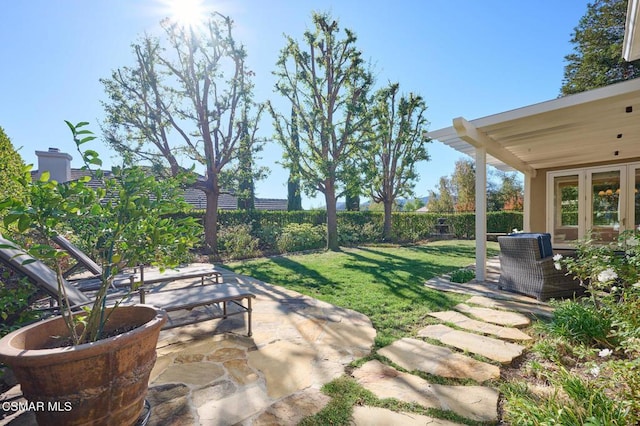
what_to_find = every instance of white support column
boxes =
[475,147,487,282]
[523,173,532,232]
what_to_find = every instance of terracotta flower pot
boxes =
[0,305,167,426]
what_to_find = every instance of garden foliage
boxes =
[502,231,640,424]
[1,122,202,344]
[208,210,522,257]
[0,127,26,208]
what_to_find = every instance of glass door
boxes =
[587,168,624,243]
[550,173,582,246]
[548,164,638,247]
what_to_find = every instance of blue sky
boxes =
[1,0,589,208]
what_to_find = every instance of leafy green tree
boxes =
[364,83,430,240]
[366,199,399,212]
[495,171,523,211]
[236,104,267,211]
[101,13,263,255]
[451,158,475,212]
[270,13,373,250]
[0,127,26,209]
[2,121,202,344]
[402,198,426,212]
[426,176,455,213]
[344,158,363,211]
[344,191,361,211]
[561,0,640,95]
[287,107,303,211]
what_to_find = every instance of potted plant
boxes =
[0,122,202,425]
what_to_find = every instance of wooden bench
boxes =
[133,285,256,337]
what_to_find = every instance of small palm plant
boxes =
[0,121,202,345]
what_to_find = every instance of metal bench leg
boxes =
[247,297,252,337]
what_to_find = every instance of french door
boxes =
[548,163,640,247]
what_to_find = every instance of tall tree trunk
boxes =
[345,193,360,211]
[237,115,255,211]
[383,199,393,241]
[204,190,219,257]
[287,179,302,211]
[287,106,302,211]
[324,182,339,251]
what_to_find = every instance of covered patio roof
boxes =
[427,77,640,175]
[427,77,640,283]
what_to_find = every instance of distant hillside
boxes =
[337,196,429,211]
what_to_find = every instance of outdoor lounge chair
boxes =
[53,234,223,289]
[497,233,584,301]
[0,236,255,336]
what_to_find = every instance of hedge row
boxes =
[187,210,523,257]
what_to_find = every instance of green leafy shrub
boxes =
[0,272,40,337]
[276,223,325,253]
[449,268,475,283]
[501,367,633,425]
[545,300,612,347]
[218,224,260,260]
[338,222,382,246]
[1,121,203,345]
[556,231,640,353]
[254,223,280,251]
[0,127,27,209]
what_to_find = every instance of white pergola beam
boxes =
[624,0,640,61]
[453,117,537,178]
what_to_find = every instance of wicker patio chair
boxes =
[497,233,584,301]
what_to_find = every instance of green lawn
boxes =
[225,239,499,347]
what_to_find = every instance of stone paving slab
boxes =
[247,340,317,399]
[145,272,377,425]
[251,389,330,425]
[418,324,525,364]
[428,310,532,341]
[351,406,462,426]
[455,303,531,328]
[465,295,554,319]
[378,337,500,382]
[352,360,498,422]
[425,278,523,301]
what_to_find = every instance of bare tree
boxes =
[101,14,263,255]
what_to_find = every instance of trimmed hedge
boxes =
[183,209,523,256]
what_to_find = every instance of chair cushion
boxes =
[507,233,553,258]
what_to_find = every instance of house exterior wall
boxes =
[529,156,640,234]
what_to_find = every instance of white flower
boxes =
[611,286,618,293]
[590,366,600,377]
[626,236,639,247]
[597,268,618,283]
[553,253,563,261]
[613,223,620,231]
[598,348,612,358]
[554,262,562,271]
[633,282,640,289]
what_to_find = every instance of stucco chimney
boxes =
[35,148,72,182]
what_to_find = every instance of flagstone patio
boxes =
[1,256,552,425]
